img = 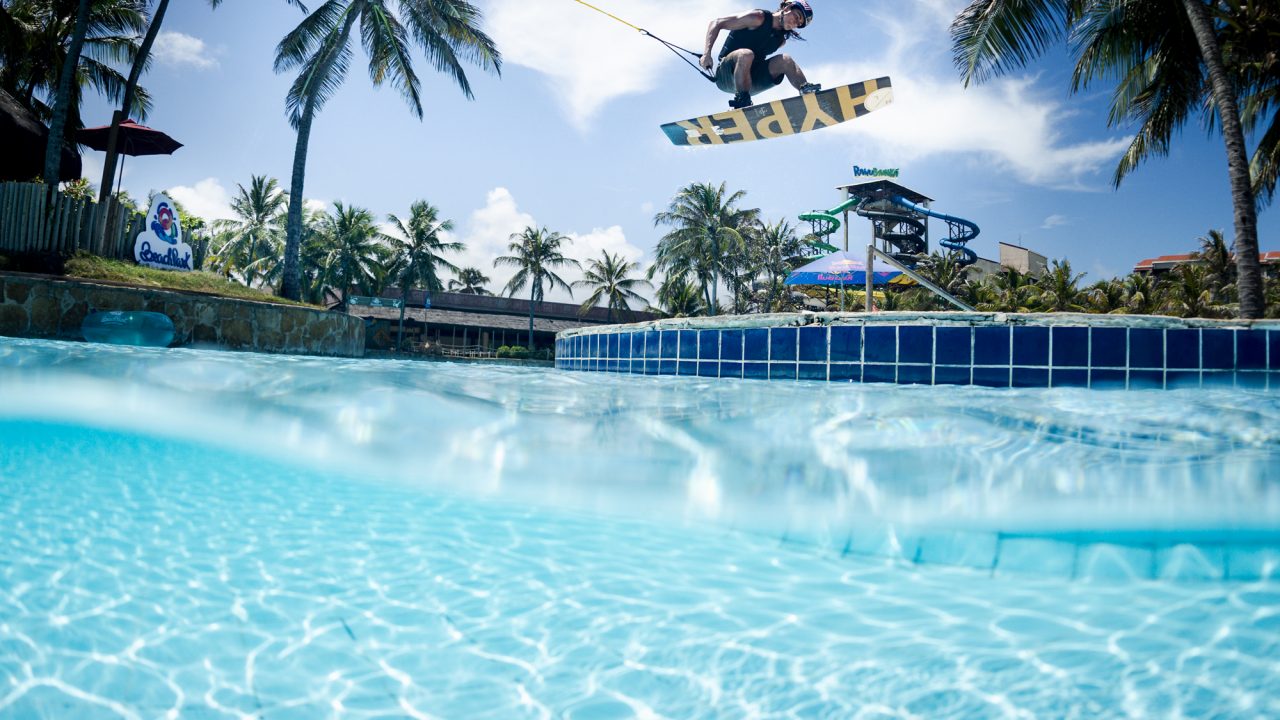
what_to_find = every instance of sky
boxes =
[75,0,1279,304]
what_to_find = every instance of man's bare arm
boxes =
[699,10,768,70]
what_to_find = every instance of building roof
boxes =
[1133,251,1280,272]
[350,305,620,334]
[836,179,933,205]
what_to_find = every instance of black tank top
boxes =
[718,10,785,61]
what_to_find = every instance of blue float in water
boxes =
[81,311,175,348]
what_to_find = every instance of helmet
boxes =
[787,0,813,25]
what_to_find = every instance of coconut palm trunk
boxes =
[42,0,90,188]
[528,280,537,349]
[1181,0,1264,319]
[94,0,169,232]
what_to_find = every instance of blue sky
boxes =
[76,0,1278,302]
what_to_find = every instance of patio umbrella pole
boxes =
[866,244,874,312]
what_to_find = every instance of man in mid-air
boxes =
[700,1,820,109]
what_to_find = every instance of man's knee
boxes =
[730,48,756,66]
[771,53,796,71]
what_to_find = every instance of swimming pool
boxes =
[1,337,1277,717]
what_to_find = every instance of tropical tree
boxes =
[273,0,501,301]
[978,268,1042,313]
[950,0,1265,318]
[1123,271,1165,314]
[1193,228,1237,299]
[652,181,759,316]
[313,202,390,304]
[1087,278,1128,313]
[1162,263,1233,317]
[656,275,705,318]
[211,175,287,288]
[1037,259,1088,312]
[495,226,578,349]
[1219,0,1279,207]
[572,250,651,322]
[448,267,491,294]
[387,200,461,347]
[747,219,802,313]
[93,0,307,231]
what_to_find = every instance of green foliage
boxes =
[495,345,552,361]
[573,251,651,322]
[652,181,759,315]
[61,252,314,306]
[60,177,95,201]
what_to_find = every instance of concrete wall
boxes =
[0,272,364,357]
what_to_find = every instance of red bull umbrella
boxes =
[784,251,907,286]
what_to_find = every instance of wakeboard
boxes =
[661,76,892,147]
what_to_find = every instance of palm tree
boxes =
[1087,278,1128,313]
[1123,272,1165,314]
[93,0,307,228]
[41,0,89,184]
[314,202,390,305]
[652,182,759,316]
[656,275,705,318]
[747,219,802,313]
[273,0,501,301]
[211,175,287,288]
[495,226,579,349]
[950,0,1265,318]
[979,268,1042,313]
[448,267,491,294]
[387,200,461,348]
[1037,259,1088,312]
[1162,263,1233,317]
[572,251,652,322]
[1193,228,1237,299]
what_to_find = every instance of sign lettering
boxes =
[134,193,194,271]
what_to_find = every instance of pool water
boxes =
[1,338,1278,718]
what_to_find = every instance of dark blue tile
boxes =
[1013,327,1050,367]
[769,363,797,380]
[643,360,659,375]
[678,330,699,359]
[631,333,645,359]
[1236,372,1267,389]
[744,329,769,361]
[830,363,861,382]
[1167,329,1200,370]
[1012,368,1049,388]
[699,330,719,361]
[609,334,621,358]
[1129,328,1164,369]
[659,360,677,375]
[1202,330,1234,370]
[697,361,718,377]
[899,326,933,365]
[659,331,678,359]
[898,365,932,385]
[720,330,743,361]
[798,363,827,381]
[1051,327,1089,367]
[770,327,798,362]
[864,364,896,384]
[973,367,1011,388]
[799,326,828,362]
[644,331,660,359]
[619,334,633,359]
[1129,370,1164,389]
[1051,368,1089,388]
[1272,372,1280,390]
[1166,370,1201,388]
[935,366,971,385]
[743,362,769,380]
[830,326,861,362]
[1090,328,1127,368]
[720,362,743,379]
[1090,369,1127,388]
[1202,371,1234,388]
[935,327,971,365]
[589,334,601,357]
[865,326,897,363]
[974,327,1011,366]
[1238,330,1266,370]
[1271,331,1280,370]
[677,361,698,376]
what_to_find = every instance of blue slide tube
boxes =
[889,195,979,266]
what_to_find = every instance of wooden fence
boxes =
[0,182,145,261]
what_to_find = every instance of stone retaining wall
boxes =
[0,272,364,357]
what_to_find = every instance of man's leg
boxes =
[722,49,756,108]
[767,54,819,93]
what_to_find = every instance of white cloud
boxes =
[305,198,328,214]
[167,177,234,221]
[153,32,218,70]
[448,188,652,306]
[486,0,736,128]
[1041,214,1069,230]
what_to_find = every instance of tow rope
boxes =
[569,0,716,82]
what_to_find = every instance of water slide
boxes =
[888,195,979,267]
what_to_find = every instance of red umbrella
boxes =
[77,119,183,195]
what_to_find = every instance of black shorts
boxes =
[714,55,784,94]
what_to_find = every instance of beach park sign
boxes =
[134,193,194,271]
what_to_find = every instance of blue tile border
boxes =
[557,319,1280,391]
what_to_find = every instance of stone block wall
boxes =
[0,272,364,357]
